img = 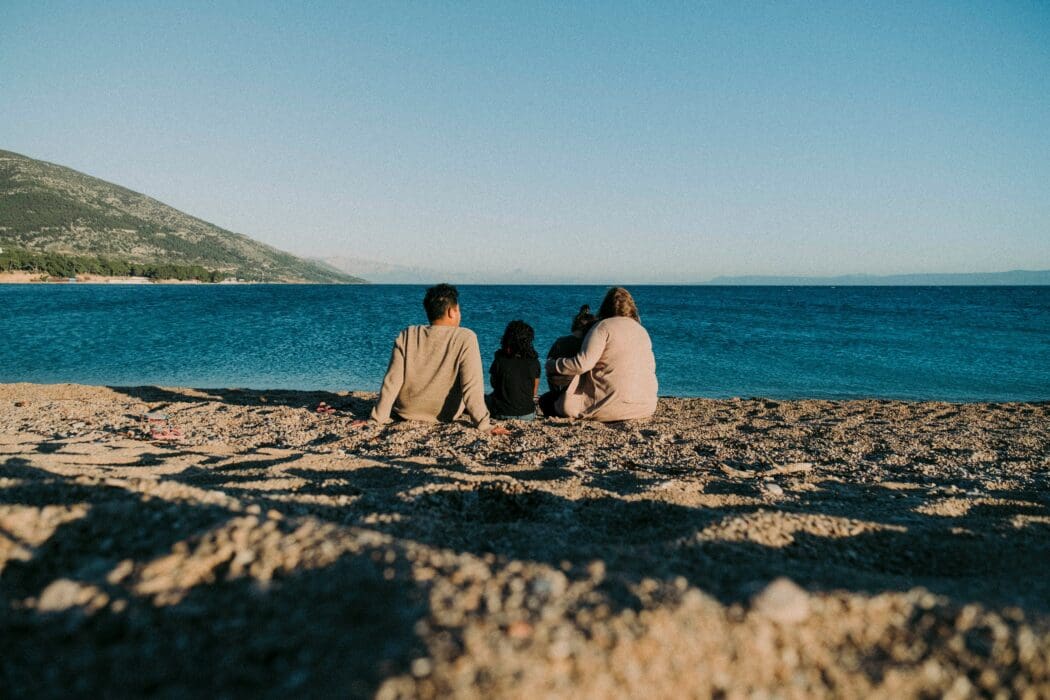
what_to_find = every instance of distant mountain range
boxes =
[0,149,362,283]
[707,271,1050,286]
[314,256,574,285]
[311,256,445,284]
[317,257,1050,286]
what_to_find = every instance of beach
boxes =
[1,382,1048,697]
[0,273,219,284]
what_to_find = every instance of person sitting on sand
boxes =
[371,283,510,435]
[538,304,596,417]
[541,287,658,422]
[486,320,541,421]
[544,304,597,392]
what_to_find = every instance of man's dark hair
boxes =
[423,283,459,321]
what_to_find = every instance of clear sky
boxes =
[2,1,1048,282]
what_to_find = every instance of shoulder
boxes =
[589,318,617,336]
[400,324,428,337]
[451,327,480,351]
[592,317,650,345]
[596,316,643,333]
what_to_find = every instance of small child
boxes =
[486,320,541,421]
[538,304,596,417]
[545,304,597,391]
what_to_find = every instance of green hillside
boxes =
[0,149,363,283]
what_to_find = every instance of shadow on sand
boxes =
[2,427,1049,696]
[110,385,375,418]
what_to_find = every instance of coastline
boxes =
[2,382,1048,696]
[0,272,246,285]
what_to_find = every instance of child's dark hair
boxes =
[571,304,596,333]
[500,320,538,359]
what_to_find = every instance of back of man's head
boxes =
[423,283,459,322]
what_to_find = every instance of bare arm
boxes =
[550,324,607,377]
[370,331,406,423]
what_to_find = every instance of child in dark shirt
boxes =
[486,320,541,421]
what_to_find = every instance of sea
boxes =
[1,284,1048,402]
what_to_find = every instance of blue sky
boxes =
[2,1,1048,282]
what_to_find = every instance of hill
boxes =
[0,149,363,283]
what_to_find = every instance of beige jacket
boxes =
[371,325,492,431]
[551,316,658,421]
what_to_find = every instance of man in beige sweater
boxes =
[370,284,509,435]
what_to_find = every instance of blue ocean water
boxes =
[1,284,1047,401]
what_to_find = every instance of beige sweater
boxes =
[371,325,492,431]
[551,316,658,421]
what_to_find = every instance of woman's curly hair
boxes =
[598,287,640,323]
[500,320,538,359]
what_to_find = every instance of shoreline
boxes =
[0,272,247,285]
[2,382,1048,696]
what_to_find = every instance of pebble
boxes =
[106,560,135,585]
[37,579,85,611]
[36,579,106,613]
[548,639,573,660]
[507,620,533,639]
[751,577,811,624]
[410,658,433,677]
[586,560,606,582]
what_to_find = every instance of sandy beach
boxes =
[0,273,217,284]
[1,382,1048,697]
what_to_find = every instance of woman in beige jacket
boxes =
[545,287,658,421]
